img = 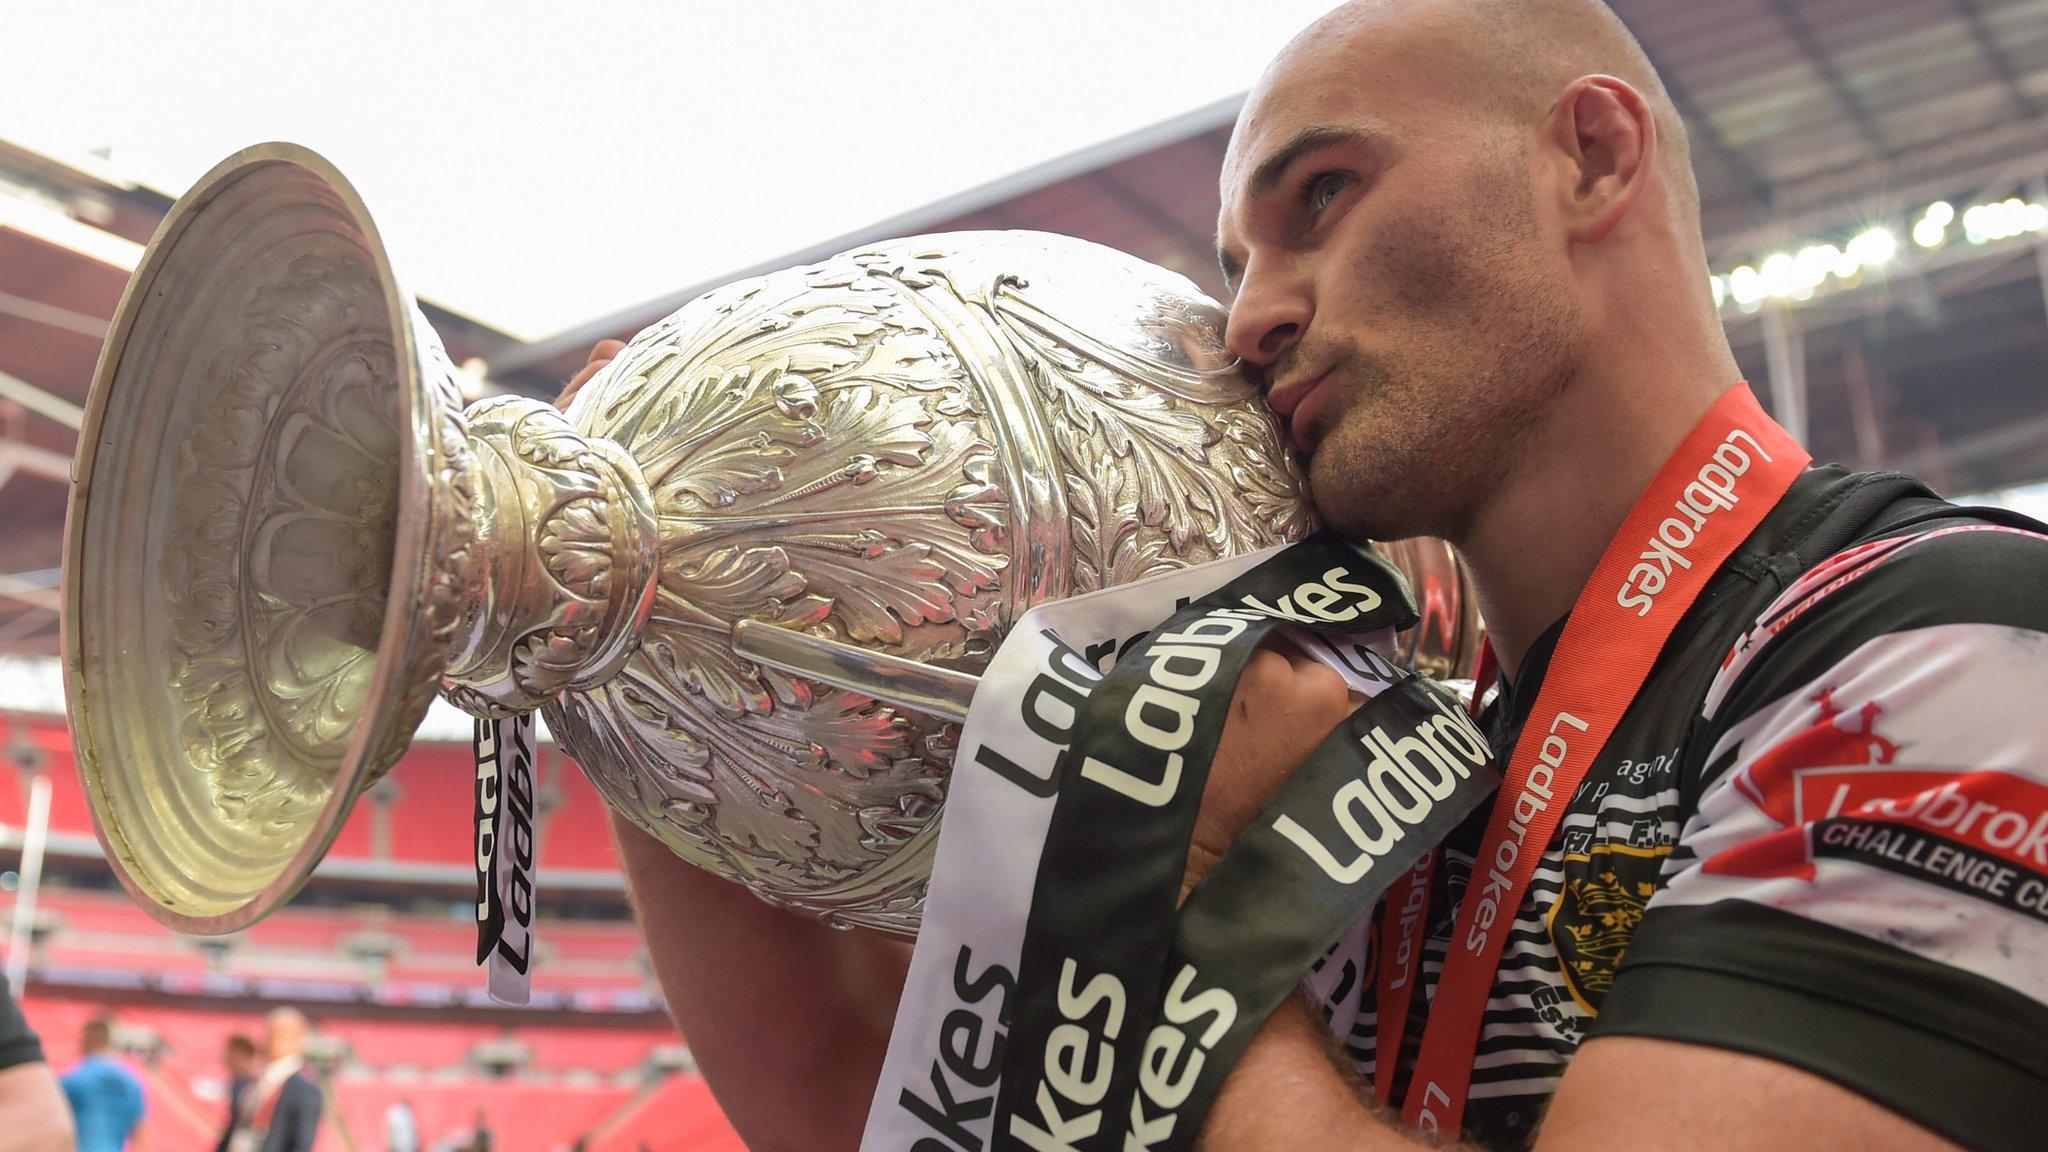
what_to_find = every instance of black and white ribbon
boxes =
[1130,676,1498,1152]
[474,712,540,1007]
[990,534,1416,1152]
[863,535,1464,1152]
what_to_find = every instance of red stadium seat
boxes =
[590,1075,745,1152]
[240,906,361,952]
[542,922,645,964]
[16,720,96,839]
[2,715,626,884]
[384,743,489,866]
[42,941,213,976]
[539,754,621,872]
[330,1077,637,1152]
[323,1017,500,1069]
[516,1024,667,1075]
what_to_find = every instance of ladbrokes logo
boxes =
[1078,565,1389,810]
[1616,427,1775,617]
[899,945,1014,1151]
[1276,691,1492,885]
[1704,686,2048,922]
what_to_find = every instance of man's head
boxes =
[1217,0,1716,542]
[263,1007,309,1063]
[225,1033,257,1077]
[79,1016,112,1056]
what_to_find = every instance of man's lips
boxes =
[1266,369,1331,452]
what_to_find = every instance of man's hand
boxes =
[1184,643,1358,901]
[555,338,626,410]
[1186,653,1967,1152]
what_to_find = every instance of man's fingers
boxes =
[1230,645,1354,739]
[1187,646,1358,893]
[556,338,630,409]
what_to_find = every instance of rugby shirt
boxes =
[1302,466,2048,1151]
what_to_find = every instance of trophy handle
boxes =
[732,619,979,723]
[64,143,659,934]
[731,545,1484,723]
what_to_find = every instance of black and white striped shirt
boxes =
[1306,467,2048,1152]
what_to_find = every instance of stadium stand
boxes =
[587,1076,747,1152]
[376,741,486,867]
[2,887,654,1002]
[28,992,723,1151]
[0,714,618,876]
[0,711,734,1150]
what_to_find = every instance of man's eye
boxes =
[1306,173,1350,213]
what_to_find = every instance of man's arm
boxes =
[1195,1004,1962,1152]
[0,1063,75,1152]
[614,814,912,1152]
[1185,649,1972,1152]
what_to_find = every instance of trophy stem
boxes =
[438,396,661,716]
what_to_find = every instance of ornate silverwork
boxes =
[66,144,1476,937]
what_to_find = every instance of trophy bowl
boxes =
[64,142,1480,937]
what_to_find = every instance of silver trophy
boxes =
[62,143,1481,937]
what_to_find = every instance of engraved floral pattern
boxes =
[165,253,417,829]
[546,233,1310,932]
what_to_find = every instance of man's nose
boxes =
[1223,260,1310,373]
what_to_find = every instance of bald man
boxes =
[221,1009,321,1152]
[1198,2,2044,1149]
[596,3,2048,1150]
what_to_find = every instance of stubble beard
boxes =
[1297,250,1578,545]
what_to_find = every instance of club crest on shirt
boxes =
[1545,840,1673,1015]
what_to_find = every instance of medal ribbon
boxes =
[1400,384,1807,1136]
[1372,647,1492,1102]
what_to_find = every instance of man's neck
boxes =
[1451,350,1738,679]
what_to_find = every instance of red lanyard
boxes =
[1390,384,1809,1136]
[1371,644,1492,1102]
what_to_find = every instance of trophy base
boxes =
[65,144,471,933]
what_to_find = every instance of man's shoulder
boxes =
[1711,483,2048,715]
[63,1056,116,1081]
[282,1070,322,1114]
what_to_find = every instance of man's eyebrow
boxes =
[1217,124,1380,291]
[1247,124,1379,200]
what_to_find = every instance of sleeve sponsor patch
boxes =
[1658,621,2048,1003]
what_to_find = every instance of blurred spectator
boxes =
[383,1096,419,1152]
[220,1008,320,1152]
[0,972,75,1150]
[59,1014,142,1152]
[212,1034,257,1152]
[467,1106,493,1152]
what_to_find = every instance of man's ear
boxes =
[1546,75,1654,245]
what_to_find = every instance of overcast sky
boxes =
[4,1,1336,339]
